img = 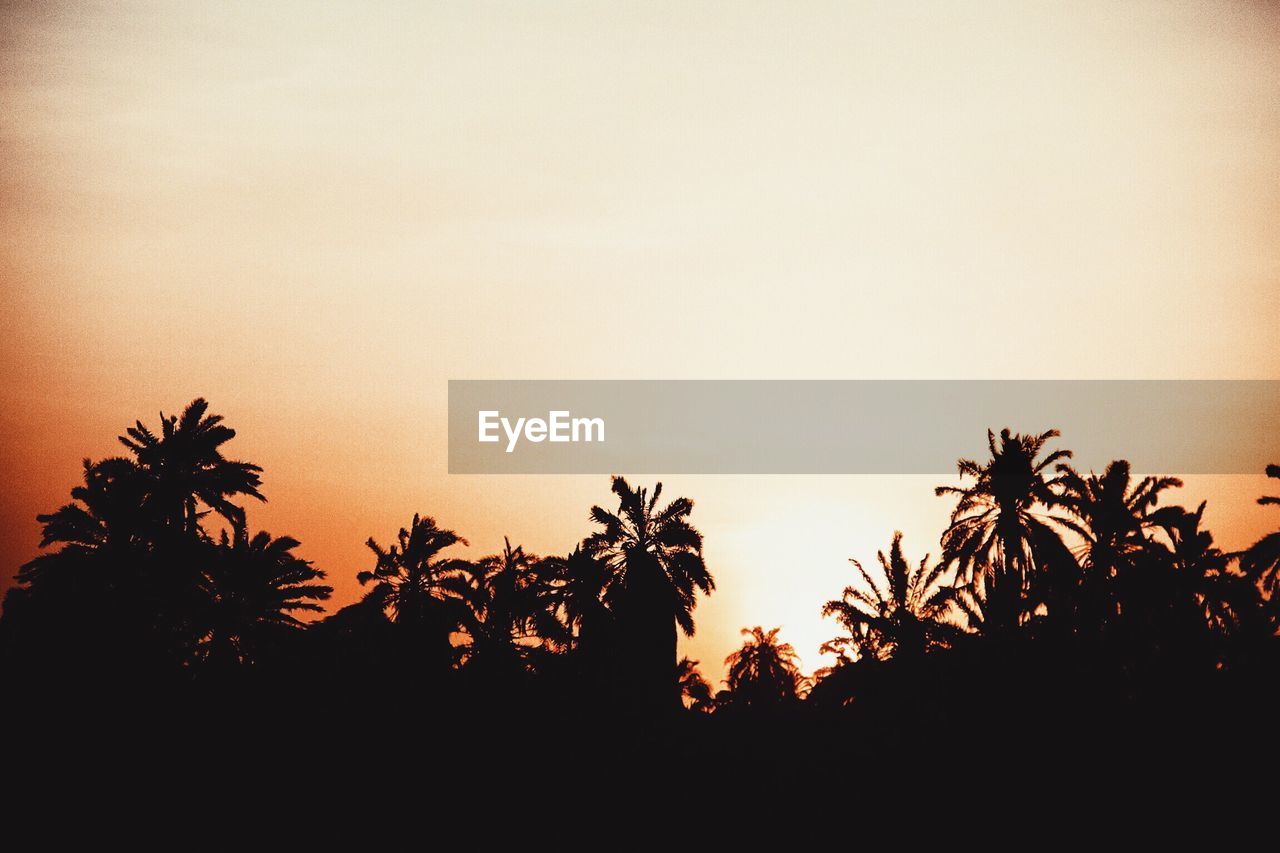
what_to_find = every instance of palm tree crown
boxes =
[118,398,265,535]
[584,476,714,636]
[936,428,1075,628]
[676,657,715,713]
[1150,501,1256,640]
[822,531,966,662]
[201,521,332,666]
[724,626,807,707]
[1055,460,1182,578]
[359,513,467,628]
[444,537,558,668]
[22,457,148,563]
[538,545,612,652]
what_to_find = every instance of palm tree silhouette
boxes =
[359,513,468,669]
[723,626,807,708]
[8,457,173,673]
[445,537,556,673]
[1150,501,1256,642]
[200,521,331,668]
[1241,464,1280,598]
[1056,460,1182,576]
[21,457,149,561]
[584,476,714,709]
[1055,460,1183,633]
[539,545,612,654]
[676,657,715,713]
[118,398,264,535]
[821,531,967,663]
[13,399,1280,759]
[936,428,1075,630]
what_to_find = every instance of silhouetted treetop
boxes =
[723,626,808,708]
[935,428,1076,629]
[1243,464,1280,599]
[822,531,968,663]
[118,398,265,535]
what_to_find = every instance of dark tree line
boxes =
[799,431,1280,719]
[3,404,1279,741]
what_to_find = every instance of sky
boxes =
[2,1,1279,682]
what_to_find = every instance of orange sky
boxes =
[2,1,1279,682]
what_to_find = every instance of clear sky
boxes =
[2,1,1278,681]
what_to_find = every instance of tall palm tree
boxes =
[821,531,966,663]
[936,428,1075,630]
[584,476,714,708]
[200,521,332,668]
[1241,464,1280,598]
[118,398,265,536]
[359,513,468,668]
[723,626,807,708]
